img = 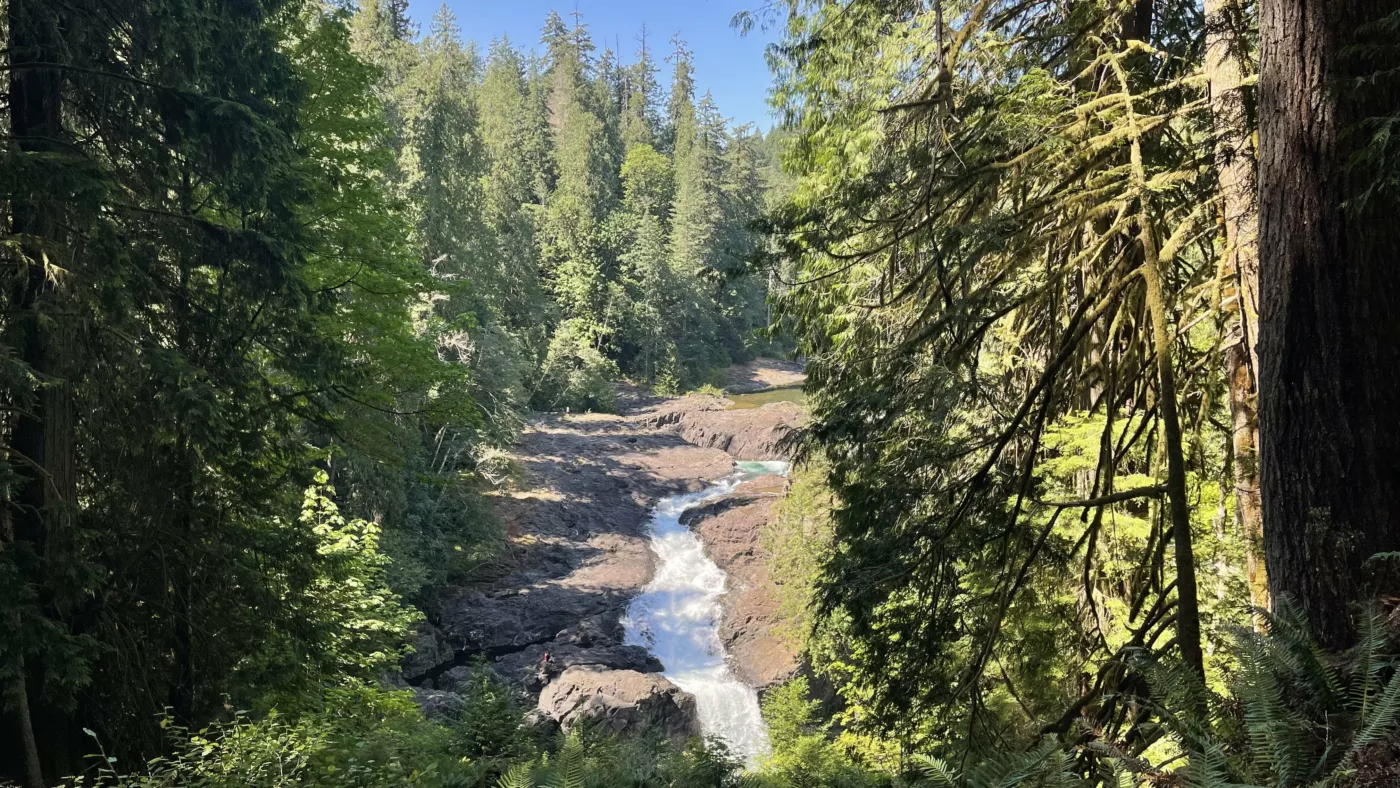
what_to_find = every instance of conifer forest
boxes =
[5,1,1400,787]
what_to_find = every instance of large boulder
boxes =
[488,642,662,694]
[402,622,454,680]
[537,666,700,740]
[412,688,467,723]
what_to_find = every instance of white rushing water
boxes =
[623,460,790,766]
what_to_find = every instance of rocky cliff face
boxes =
[404,363,806,740]
[640,396,803,461]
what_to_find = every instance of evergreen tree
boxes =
[622,25,662,151]
[663,35,696,156]
[2,2,441,776]
[768,0,1234,751]
[1257,0,1400,649]
[0,3,787,783]
[717,124,769,351]
[615,145,677,385]
[669,84,725,293]
[480,38,550,349]
[540,11,612,330]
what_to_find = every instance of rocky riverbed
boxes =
[404,361,805,741]
[679,474,798,692]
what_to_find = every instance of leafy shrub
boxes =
[72,683,484,788]
[494,731,746,788]
[530,320,618,413]
[62,602,1400,788]
[449,665,534,761]
[238,475,423,703]
[757,677,885,788]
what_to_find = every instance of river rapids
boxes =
[622,460,790,767]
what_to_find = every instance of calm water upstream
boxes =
[623,460,790,767]
[724,385,806,410]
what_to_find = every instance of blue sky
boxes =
[404,1,783,131]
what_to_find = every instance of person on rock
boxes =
[536,651,553,685]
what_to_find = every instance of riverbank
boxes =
[404,361,805,743]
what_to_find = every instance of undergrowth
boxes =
[52,604,1400,788]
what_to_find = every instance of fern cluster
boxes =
[757,603,1400,788]
[1225,604,1400,787]
[898,603,1400,788]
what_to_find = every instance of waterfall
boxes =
[623,460,790,766]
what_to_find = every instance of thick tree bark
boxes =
[1258,0,1400,650]
[9,676,45,788]
[8,0,69,543]
[1204,0,1267,614]
[2,515,44,788]
[8,0,77,555]
[7,0,76,780]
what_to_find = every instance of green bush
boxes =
[73,683,484,788]
[759,678,886,788]
[530,320,619,413]
[493,730,746,788]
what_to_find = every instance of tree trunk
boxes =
[1205,0,1267,614]
[9,676,45,788]
[1122,0,1204,682]
[1258,0,1400,650]
[8,0,69,550]
[7,0,76,779]
[1141,228,1206,682]
[1228,345,1268,612]
[2,512,45,788]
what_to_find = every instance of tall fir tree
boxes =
[622,25,662,151]
[480,38,550,349]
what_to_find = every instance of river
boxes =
[622,460,790,766]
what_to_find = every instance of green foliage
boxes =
[758,677,883,788]
[3,0,782,776]
[447,664,533,761]
[72,683,484,788]
[766,0,1256,757]
[240,474,422,699]
[55,605,1400,788]
[764,459,835,645]
[493,732,747,788]
[764,678,825,753]
[1220,602,1400,786]
[532,319,620,413]
[622,145,675,217]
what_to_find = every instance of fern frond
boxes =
[560,733,587,788]
[913,754,958,787]
[1264,600,1345,709]
[1235,626,1315,785]
[962,738,1060,788]
[1109,761,1140,788]
[1348,604,1392,717]
[497,763,535,788]
[1343,660,1400,766]
[1039,749,1079,788]
[1176,739,1265,788]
